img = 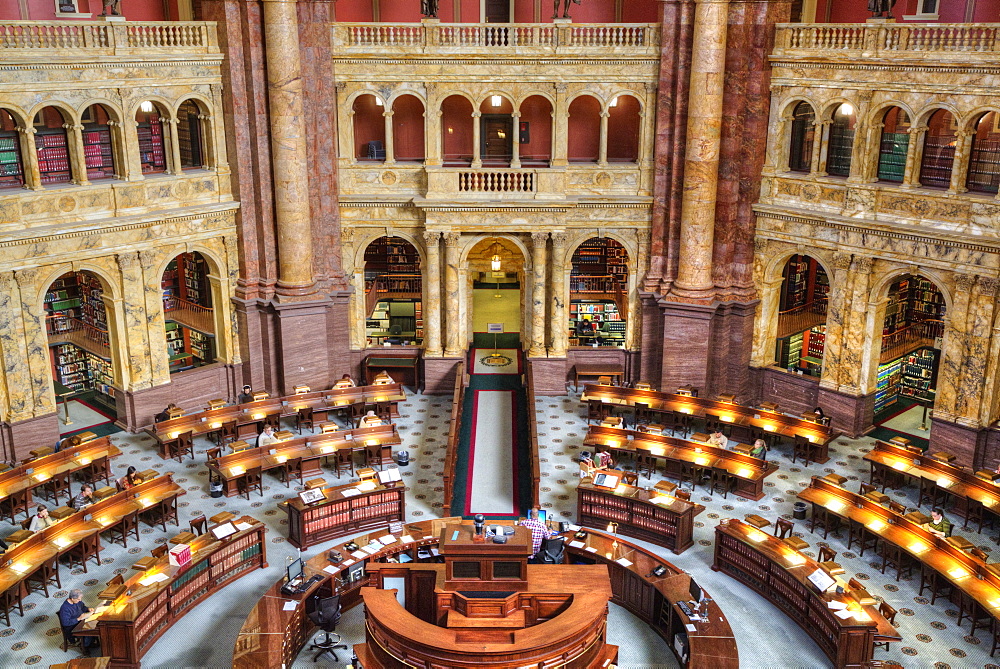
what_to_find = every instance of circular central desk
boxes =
[232,517,738,669]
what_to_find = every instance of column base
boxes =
[528,357,567,395]
[816,384,874,438]
[115,363,241,431]
[423,356,463,394]
[753,366,820,418]
[1,412,60,464]
[929,416,986,469]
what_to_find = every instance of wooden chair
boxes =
[0,585,24,626]
[350,402,367,428]
[217,420,238,446]
[59,626,85,654]
[971,547,990,562]
[82,455,113,487]
[859,482,877,496]
[64,532,101,573]
[206,447,222,463]
[791,435,814,466]
[633,402,652,429]
[809,504,841,539]
[1,488,30,525]
[818,546,845,575]
[189,514,207,536]
[25,554,61,597]
[775,517,809,550]
[957,590,993,634]
[39,470,72,504]
[918,477,941,509]
[151,544,168,559]
[334,448,354,478]
[636,452,657,479]
[107,509,141,548]
[374,400,392,423]
[146,496,178,532]
[296,407,315,434]
[679,461,708,491]
[674,489,691,502]
[888,501,907,515]
[280,457,304,488]
[622,471,639,486]
[710,469,736,499]
[704,413,724,435]
[964,498,989,533]
[667,411,692,438]
[364,442,386,471]
[918,563,953,605]
[873,602,897,652]
[238,466,263,500]
[878,541,914,581]
[264,413,282,430]
[587,399,611,425]
[170,431,194,462]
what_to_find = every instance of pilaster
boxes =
[528,231,548,358]
[14,269,55,416]
[443,232,462,356]
[423,230,443,356]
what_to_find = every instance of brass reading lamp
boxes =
[606,521,619,558]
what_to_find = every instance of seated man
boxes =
[334,374,357,389]
[359,410,383,428]
[154,403,179,423]
[707,430,728,448]
[71,484,95,510]
[29,505,56,532]
[925,508,953,538]
[58,589,97,656]
[237,385,254,405]
[256,424,279,449]
[519,509,554,558]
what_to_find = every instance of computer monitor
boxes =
[528,509,547,523]
[287,557,304,584]
[689,578,702,602]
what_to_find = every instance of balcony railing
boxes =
[774,23,1000,60]
[0,21,219,56]
[332,22,659,56]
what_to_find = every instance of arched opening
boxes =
[877,107,911,183]
[518,95,552,167]
[607,95,640,163]
[81,103,117,181]
[353,94,386,162]
[568,95,601,163]
[45,270,117,416]
[162,252,216,373]
[33,106,74,185]
[774,255,829,377]
[788,101,815,173]
[919,108,957,189]
[569,237,628,349]
[136,101,169,174]
[967,111,1000,194]
[391,94,425,162]
[0,109,25,189]
[874,275,945,431]
[442,95,474,167]
[479,95,514,166]
[468,237,524,337]
[177,99,205,169]
[364,237,423,346]
[826,102,856,177]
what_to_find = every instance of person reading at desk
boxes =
[71,484,95,510]
[359,410,383,428]
[707,430,728,448]
[118,466,141,490]
[29,505,56,532]
[519,509,554,558]
[237,385,254,404]
[373,371,395,385]
[595,449,614,470]
[56,434,82,452]
[926,508,953,538]
[750,439,768,459]
[812,406,830,426]
[256,424,279,449]
[334,374,356,389]
[154,403,179,423]
[59,589,97,656]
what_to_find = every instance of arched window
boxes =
[81,104,116,181]
[568,95,601,163]
[607,95,640,163]
[826,103,856,177]
[569,238,629,349]
[136,102,168,174]
[518,95,552,167]
[919,109,957,189]
[162,252,216,372]
[391,95,425,162]
[0,109,24,189]
[33,106,74,185]
[353,94,386,161]
[967,111,1000,194]
[788,102,815,173]
[441,95,474,167]
[877,107,910,183]
[177,99,205,169]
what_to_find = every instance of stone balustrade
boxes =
[0,21,219,57]
[426,167,565,200]
[332,22,659,56]
[774,23,1000,59]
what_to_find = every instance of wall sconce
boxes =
[447,127,454,134]
[497,129,506,139]
[140,100,154,113]
[838,102,854,116]
[491,95,502,107]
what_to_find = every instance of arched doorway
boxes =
[162,252,216,373]
[45,270,118,419]
[136,101,169,174]
[467,237,524,341]
[569,237,628,349]
[364,236,423,346]
[774,255,829,376]
[81,103,118,181]
[873,275,945,436]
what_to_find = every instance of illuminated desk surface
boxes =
[0,437,122,506]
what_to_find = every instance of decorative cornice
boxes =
[331,58,658,67]
[0,58,224,72]
[769,59,1000,76]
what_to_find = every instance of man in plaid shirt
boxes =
[519,509,554,557]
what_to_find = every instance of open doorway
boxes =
[484,0,511,22]
[467,238,524,347]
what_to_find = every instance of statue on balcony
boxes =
[99,0,122,16]
[867,0,895,18]
[421,0,439,19]
[553,0,582,19]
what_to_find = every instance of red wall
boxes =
[335,2,374,22]
[519,95,552,164]
[607,94,640,162]
[392,94,426,161]
[813,0,985,22]
[567,95,600,162]
[331,0,660,23]
[15,0,170,20]
[353,95,386,159]
[441,95,474,164]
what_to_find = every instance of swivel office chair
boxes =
[536,536,566,564]
[307,595,348,662]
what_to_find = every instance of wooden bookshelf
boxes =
[285,482,406,549]
[0,128,24,188]
[577,481,698,554]
[877,131,908,182]
[136,113,167,174]
[82,125,114,180]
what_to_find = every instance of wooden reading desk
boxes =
[582,384,833,462]
[583,425,778,500]
[150,382,406,446]
[75,515,267,669]
[0,437,122,512]
[208,424,400,497]
[714,518,899,669]
[285,480,406,549]
[573,364,624,389]
[1,475,184,619]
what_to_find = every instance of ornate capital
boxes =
[334,81,347,93]
[422,230,441,246]
[14,268,36,289]
[857,89,875,103]
[978,276,1000,295]
[442,231,461,247]
[530,231,549,245]
[852,256,874,275]
[138,250,159,268]
[550,231,567,247]
[554,83,568,94]
[0,271,15,293]
[832,252,853,270]
[954,273,975,293]
[753,238,768,254]
[116,252,140,272]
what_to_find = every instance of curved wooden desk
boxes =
[232,518,738,669]
[0,436,122,511]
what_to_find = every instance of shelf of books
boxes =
[781,256,809,310]
[0,130,24,188]
[571,238,628,288]
[900,347,938,402]
[48,343,115,398]
[967,138,1000,194]
[919,140,955,189]
[82,126,115,180]
[45,271,116,400]
[285,484,406,549]
[364,237,421,274]
[877,132,908,182]
[137,114,167,174]
[776,331,804,370]
[162,253,211,310]
[568,300,625,348]
[874,359,903,414]
[165,321,215,373]
[36,129,71,184]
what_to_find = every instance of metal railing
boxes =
[443,362,468,511]
[0,21,219,55]
[47,315,110,348]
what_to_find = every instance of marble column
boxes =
[749,275,783,367]
[165,117,184,176]
[770,118,790,173]
[426,107,443,168]
[551,83,568,168]
[846,119,867,183]
[0,272,31,421]
[116,252,152,391]
[106,121,131,181]
[383,108,396,166]
[934,273,973,420]
[208,83,230,170]
[817,252,853,389]
[598,110,610,166]
[14,269,56,415]
[263,0,315,296]
[443,232,462,356]
[471,112,482,168]
[18,127,42,190]
[901,125,927,188]
[139,249,171,386]
[549,231,568,357]
[66,123,90,186]
[529,232,549,358]
[671,0,729,297]
[980,320,1000,427]
[861,122,884,183]
[423,230,443,356]
[511,111,521,168]
[956,276,995,420]
[948,130,972,194]
[810,120,830,176]
[221,234,242,365]
[839,255,873,394]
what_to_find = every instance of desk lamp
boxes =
[293,385,310,394]
[606,522,618,558]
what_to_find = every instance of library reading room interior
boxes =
[3,0,1000,667]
